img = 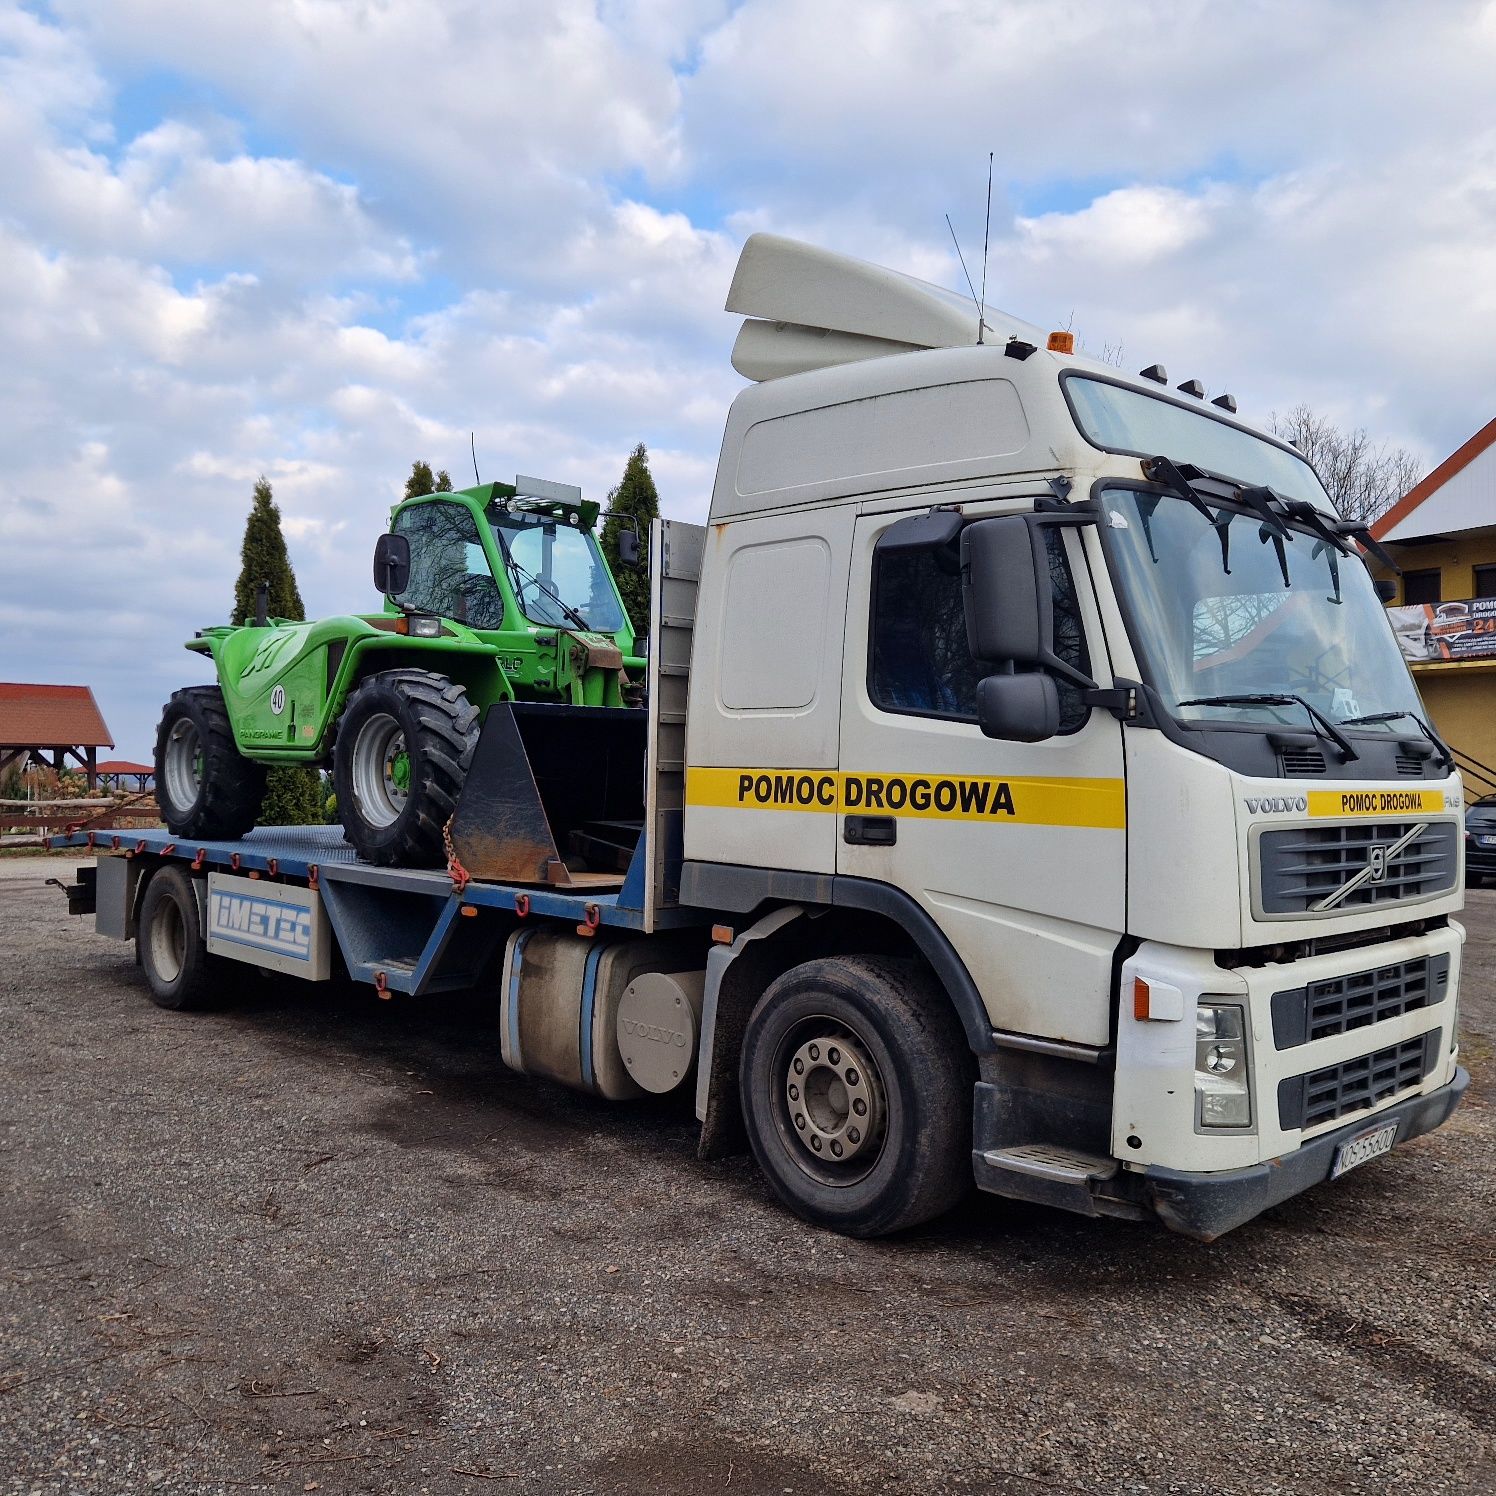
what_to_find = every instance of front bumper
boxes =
[1140,1065,1470,1241]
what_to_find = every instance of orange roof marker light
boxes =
[1047,331,1075,354]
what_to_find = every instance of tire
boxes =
[137,864,221,1010]
[333,669,478,866]
[154,686,267,839]
[739,955,974,1237]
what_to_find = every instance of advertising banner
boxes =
[1388,599,1496,663]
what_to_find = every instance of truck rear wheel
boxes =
[333,669,478,867]
[154,686,267,839]
[138,864,220,1010]
[739,955,973,1237]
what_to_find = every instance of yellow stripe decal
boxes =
[686,768,1126,830]
[1307,789,1445,818]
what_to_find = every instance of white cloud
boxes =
[4,0,1496,759]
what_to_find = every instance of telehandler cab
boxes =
[154,476,644,869]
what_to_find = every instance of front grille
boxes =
[1395,752,1427,776]
[1277,1030,1440,1131]
[1270,953,1450,1048]
[1256,819,1458,916]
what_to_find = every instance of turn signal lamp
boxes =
[1047,331,1075,354]
[1133,976,1184,1022]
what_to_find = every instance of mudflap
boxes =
[447,702,647,888]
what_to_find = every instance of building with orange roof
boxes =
[1372,416,1496,794]
[0,682,114,790]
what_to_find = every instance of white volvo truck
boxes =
[56,234,1468,1241]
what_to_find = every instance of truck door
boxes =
[837,505,1126,1048]
[682,505,855,877]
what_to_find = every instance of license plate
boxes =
[1480,835,1496,847]
[1331,1121,1399,1179]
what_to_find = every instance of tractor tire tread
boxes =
[333,669,478,866]
[154,685,267,840]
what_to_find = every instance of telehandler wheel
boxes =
[137,864,221,1011]
[154,686,268,839]
[333,669,479,867]
[739,955,974,1238]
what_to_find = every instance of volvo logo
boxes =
[1244,796,1307,814]
[1313,824,1424,911]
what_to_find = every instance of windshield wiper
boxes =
[1178,693,1359,761]
[1337,709,1455,770]
[500,550,593,633]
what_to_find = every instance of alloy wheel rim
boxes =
[163,719,202,812]
[350,712,410,828]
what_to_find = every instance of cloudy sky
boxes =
[3,0,1496,757]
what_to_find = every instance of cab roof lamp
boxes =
[1140,363,1168,384]
[1212,393,1239,413]
[1047,330,1076,354]
[1177,378,1206,399]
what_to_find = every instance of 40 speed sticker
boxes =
[686,768,1126,830]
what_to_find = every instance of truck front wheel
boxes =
[739,955,973,1237]
[333,669,478,867]
[154,686,267,839]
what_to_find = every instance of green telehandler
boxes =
[154,477,645,870]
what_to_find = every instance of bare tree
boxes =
[1269,404,1423,523]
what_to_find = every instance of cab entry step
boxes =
[973,1143,1130,1219]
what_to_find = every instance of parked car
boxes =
[1466,794,1496,883]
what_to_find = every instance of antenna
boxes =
[944,213,983,340]
[978,151,994,345]
[470,431,480,485]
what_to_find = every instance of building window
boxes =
[869,528,1091,732]
[1402,568,1441,606]
[1474,565,1496,600]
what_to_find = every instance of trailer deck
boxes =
[49,824,707,997]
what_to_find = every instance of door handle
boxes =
[843,815,896,846]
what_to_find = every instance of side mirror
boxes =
[373,532,411,597]
[1374,578,1398,604]
[618,527,641,567]
[976,673,1060,742]
[961,514,1052,666]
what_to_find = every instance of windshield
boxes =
[1102,487,1425,732]
[488,506,626,633]
[1068,377,1331,507]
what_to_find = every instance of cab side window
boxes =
[392,502,505,628]
[869,529,1091,732]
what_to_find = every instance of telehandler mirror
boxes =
[976,672,1060,743]
[960,514,1053,666]
[373,532,411,597]
[618,527,641,567]
[1373,577,1398,603]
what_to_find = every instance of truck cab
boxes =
[679,234,1466,1238]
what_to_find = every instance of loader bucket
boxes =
[447,703,647,888]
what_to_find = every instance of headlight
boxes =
[1196,1001,1251,1128]
[406,614,442,637]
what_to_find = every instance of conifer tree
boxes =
[232,478,305,625]
[600,443,661,634]
[228,477,324,825]
[404,461,454,499]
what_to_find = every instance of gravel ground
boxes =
[2,853,1493,1496]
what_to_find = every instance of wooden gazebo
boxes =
[0,683,115,791]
